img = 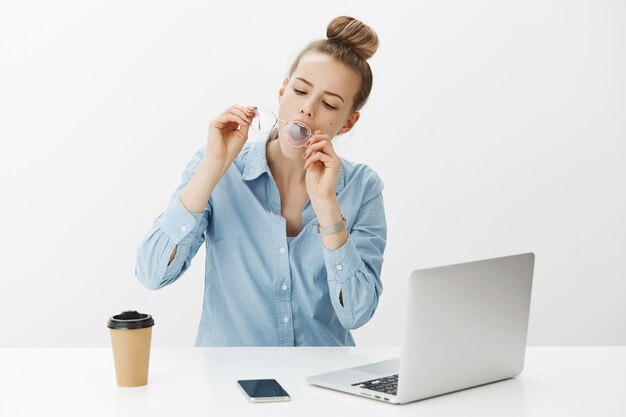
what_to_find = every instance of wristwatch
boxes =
[316,214,347,235]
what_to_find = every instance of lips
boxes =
[292,119,314,130]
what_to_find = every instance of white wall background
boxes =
[1,0,624,347]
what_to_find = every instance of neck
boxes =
[266,136,306,186]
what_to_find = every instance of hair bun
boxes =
[326,16,379,60]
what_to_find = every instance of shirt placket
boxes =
[267,177,294,346]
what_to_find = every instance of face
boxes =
[276,51,361,159]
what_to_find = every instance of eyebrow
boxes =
[295,77,345,103]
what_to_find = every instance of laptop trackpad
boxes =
[351,358,399,375]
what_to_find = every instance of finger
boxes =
[239,115,251,138]
[302,140,331,159]
[215,113,250,130]
[304,153,329,170]
[304,133,338,158]
[220,105,256,123]
[229,104,257,118]
[304,151,333,170]
[228,108,253,124]
[306,131,331,147]
[307,129,330,145]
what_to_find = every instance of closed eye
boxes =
[293,88,337,110]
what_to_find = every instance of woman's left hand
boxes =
[303,130,341,203]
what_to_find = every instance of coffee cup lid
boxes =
[107,311,154,330]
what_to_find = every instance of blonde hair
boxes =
[288,16,379,112]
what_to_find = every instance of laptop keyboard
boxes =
[351,374,398,396]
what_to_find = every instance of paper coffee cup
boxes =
[107,311,154,387]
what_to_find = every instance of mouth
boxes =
[291,119,313,130]
[280,121,312,149]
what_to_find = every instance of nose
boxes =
[300,100,314,119]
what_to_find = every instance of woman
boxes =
[135,16,387,346]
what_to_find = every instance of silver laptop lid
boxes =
[397,253,534,403]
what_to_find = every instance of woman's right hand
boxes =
[179,104,256,214]
[204,104,257,179]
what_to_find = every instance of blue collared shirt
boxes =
[135,137,387,346]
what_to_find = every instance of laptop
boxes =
[307,252,535,404]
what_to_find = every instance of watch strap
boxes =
[317,214,347,235]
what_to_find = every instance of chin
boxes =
[278,138,305,160]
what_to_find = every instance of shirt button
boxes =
[336,264,344,271]
[180,226,187,232]
[280,247,286,254]
[282,284,288,291]
[283,316,289,324]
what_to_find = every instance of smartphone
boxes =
[237,379,291,402]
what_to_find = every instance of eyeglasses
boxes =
[251,108,312,148]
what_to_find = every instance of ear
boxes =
[338,111,360,134]
[278,78,289,102]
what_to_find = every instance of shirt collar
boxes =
[241,136,346,194]
[241,138,270,181]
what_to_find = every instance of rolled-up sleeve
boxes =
[135,148,211,290]
[323,187,387,330]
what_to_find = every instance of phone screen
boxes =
[237,379,290,401]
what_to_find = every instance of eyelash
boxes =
[293,88,337,110]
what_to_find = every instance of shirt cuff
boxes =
[157,194,205,245]
[322,235,365,284]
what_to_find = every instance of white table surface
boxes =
[1,346,624,416]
